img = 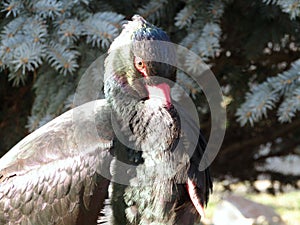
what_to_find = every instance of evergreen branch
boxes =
[278,87,300,122]
[137,0,168,22]
[267,59,300,95]
[82,12,124,49]
[184,50,208,74]
[262,0,278,4]
[197,36,220,59]
[279,0,300,19]
[170,83,186,102]
[12,42,45,74]
[63,93,75,110]
[1,0,24,17]
[7,68,27,86]
[0,39,15,67]
[182,22,222,64]
[179,32,199,49]
[57,18,82,44]
[202,22,222,39]
[27,69,75,131]
[1,16,27,38]
[262,0,300,19]
[94,12,124,28]
[175,5,197,29]
[0,17,47,76]
[79,0,90,5]
[209,0,225,20]
[177,1,224,63]
[196,23,221,58]
[174,0,224,29]
[46,41,79,75]
[175,71,201,99]
[45,82,74,116]
[29,69,55,124]
[237,59,300,125]
[37,114,54,128]
[32,0,63,19]
[1,17,47,44]
[236,83,279,126]
[59,0,79,15]
[22,18,48,44]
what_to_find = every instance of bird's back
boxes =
[0,100,113,225]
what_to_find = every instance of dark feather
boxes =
[0,101,113,225]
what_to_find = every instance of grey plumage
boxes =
[0,101,113,225]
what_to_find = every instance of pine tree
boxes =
[0,0,124,131]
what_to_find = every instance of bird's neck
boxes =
[104,74,141,119]
[104,73,180,152]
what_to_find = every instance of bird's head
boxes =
[104,15,177,109]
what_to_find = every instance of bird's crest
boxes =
[108,15,170,53]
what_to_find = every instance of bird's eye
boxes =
[134,57,145,70]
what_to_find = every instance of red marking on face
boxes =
[146,83,171,109]
[134,56,172,108]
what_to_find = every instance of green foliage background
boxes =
[1,0,300,186]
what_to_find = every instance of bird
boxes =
[0,15,212,225]
[103,15,212,225]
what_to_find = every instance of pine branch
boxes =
[277,87,300,122]
[178,1,224,63]
[209,0,225,20]
[12,42,45,74]
[27,69,75,131]
[7,68,27,86]
[82,12,124,49]
[0,16,47,74]
[46,41,79,75]
[184,50,208,74]
[262,0,300,19]
[137,0,168,23]
[179,32,199,49]
[175,70,201,99]
[197,22,221,58]
[1,0,24,17]
[22,18,48,44]
[236,82,279,126]
[174,1,224,104]
[267,59,300,95]
[1,16,27,39]
[32,0,63,19]
[236,83,279,126]
[57,18,82,44]
[175,5,197,29]
[180,21,222,77]
[236,59,300,126]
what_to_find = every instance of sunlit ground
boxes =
[198,182,300,225]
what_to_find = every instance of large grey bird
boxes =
[0,15,212,225]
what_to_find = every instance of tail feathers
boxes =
[175,202,200,225]
[97,199,112,225]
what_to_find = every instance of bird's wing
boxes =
[173,101,213,223]
[175,101,212,193]
[0,99,114,225]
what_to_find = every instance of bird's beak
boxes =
[145,83,171,109]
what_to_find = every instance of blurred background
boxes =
[0,0,299,224]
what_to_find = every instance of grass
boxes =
[200,182,300,225]
[246,191,300,225]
